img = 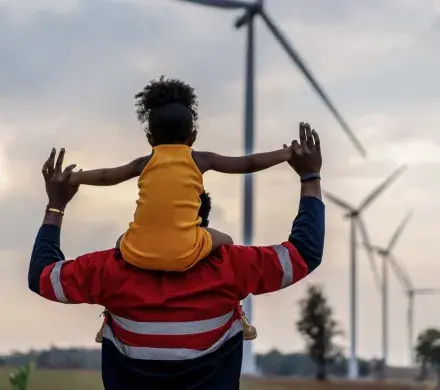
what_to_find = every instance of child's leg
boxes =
[203,227,233,252]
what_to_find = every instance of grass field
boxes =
[0,369,431,390]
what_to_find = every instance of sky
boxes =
[1,0,440,367]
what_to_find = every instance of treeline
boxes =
[0,347,101,371]
[0,347,373,378]
[257,350,372,378]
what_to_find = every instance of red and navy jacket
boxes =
[28,196,325,390]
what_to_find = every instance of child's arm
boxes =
[194,148,292,174]
[70,156,150,186]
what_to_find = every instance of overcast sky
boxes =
[1,0,440,367]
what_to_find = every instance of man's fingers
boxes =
[299,122,306,146]
[64,164,77,172]
[42,160,49,180]
[304,123,314,149]
[42,148,56,180]
[47,148,56,172]
[62,164,77,181]
[312,129,321,150]
[54,148,65,174]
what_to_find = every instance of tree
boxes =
[415,328,440,386]
[297,284,342,381]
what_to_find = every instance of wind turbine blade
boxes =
[358,165,407,212]
[322,190,353,211]
[414,288,440,295]
[259,11,366,157]
[359,242,383,254]
[358,241,374,250]
[386,209,414,253]
[388,255,413,292]
[178,0,253,9]
[356,217,381,290]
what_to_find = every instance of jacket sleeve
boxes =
[227,196,325,300]
[28,224,107,304]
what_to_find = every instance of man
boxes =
[28,123,324,390]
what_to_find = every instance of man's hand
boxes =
[284,122,322,177]
[42,148,80,210]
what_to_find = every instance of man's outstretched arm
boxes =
[28,209,107,304]
[226,179,324,299]
[28,209,65,295]
[226,123,325,298]
[29,148,109,305]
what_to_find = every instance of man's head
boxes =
[198,191,211,228]
[135,76,198,147]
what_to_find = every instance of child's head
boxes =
[135,76,198,146]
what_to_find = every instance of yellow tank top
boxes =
[119,145,212,271]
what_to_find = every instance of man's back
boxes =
[32,196,324,389]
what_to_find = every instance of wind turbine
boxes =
[387,255,440,366]
[323,165,406,378]
[178,0,367,157]
[177,0,368,375]
[362,210,413,371]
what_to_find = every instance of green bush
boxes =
[9,363,33,390]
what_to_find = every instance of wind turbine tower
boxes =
[323,165,406,378]
[363,210,413,370]
[387,256,440,366]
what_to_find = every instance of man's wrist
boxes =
[43,206,64,227]
[300,179,321,200]
[46,203,67,212]
[300,172,321,183]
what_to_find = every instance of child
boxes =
[70,76,293,343]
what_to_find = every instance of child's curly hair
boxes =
[135,76,199,144]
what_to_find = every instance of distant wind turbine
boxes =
[387,255,440,366]
[362,210,413,371]
[323,165,406,378]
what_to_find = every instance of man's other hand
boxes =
[42,148,80,210]
[284,122,322,177]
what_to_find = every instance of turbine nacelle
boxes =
[377,248,388,257]
[343,210,358,219]
[235,1,262,29]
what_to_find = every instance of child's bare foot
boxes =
[95,322,104,344]
[240,306,257,341]
[242,321,257,340]
[95,311,107,344]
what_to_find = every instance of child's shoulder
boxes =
[191,150,210,174]
[131,154,152,173]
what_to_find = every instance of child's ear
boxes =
[188,130,197,146]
